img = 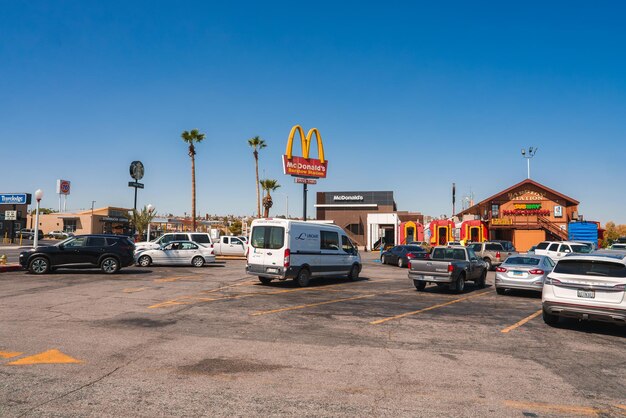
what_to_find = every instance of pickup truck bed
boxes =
[408,246,487,293]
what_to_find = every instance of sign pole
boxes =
[303,183,307,221]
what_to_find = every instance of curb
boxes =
[0,264,23,273]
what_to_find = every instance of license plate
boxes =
[577,289,595,299]
[266,268,279,274]
[422,275,434,280]
[512,271,523,276]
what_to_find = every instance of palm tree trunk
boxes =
[191,154,196,231]
[264,192,271,218]
[254,152,260,218]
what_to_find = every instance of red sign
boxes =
[294,177,317,184]
[283,155,327,178]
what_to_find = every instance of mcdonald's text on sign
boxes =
[282,125,328,179]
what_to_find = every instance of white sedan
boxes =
[135,241,215,267]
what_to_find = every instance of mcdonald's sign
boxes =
[282,125,328,178]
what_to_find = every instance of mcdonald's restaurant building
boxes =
[456,179,580,251]
[315,191,423,250]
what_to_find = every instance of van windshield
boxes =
[251,226,285,249]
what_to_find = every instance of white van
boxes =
[246,219,362,286]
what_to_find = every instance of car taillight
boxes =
[495,251,501,260]
[424,253,430,259]
[544,277,561,285]
[614,283,626,290]
[408,261,412,269]
[529,269,544,275]
[407,253,416,259]
[495,267,507,272]
[447,264,454,273]
[284,248,290,268]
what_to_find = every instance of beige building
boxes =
[30,207,132,236]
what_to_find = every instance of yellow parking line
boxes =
[504,400,599,416]
[501,309,542,333]
[369,291,491,325]
[154,275,201,283]
[149,277,399,309]
[0,351,22,359]
[123,287,149,293]
[251,289,407,316]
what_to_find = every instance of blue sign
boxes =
[0,194,28,205]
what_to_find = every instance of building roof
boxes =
[456,179,579,217]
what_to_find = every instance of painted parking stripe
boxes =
[7,349,81,365]
[500,309,542,333]
[148,277,400,309]
[251,289,407,316]
[0,351,22,359]
[504,400,600,416]
[369,291,491,325]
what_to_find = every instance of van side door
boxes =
[319,230,343,276]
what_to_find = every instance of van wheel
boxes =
[413,280,426,291]
[295,268,311,287]
[348,265,360,281]
[29,257,49,274]
[100,257,120,274]
[259,277,273,285]
[542,308,559,326]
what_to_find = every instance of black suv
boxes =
[19,234,135,274]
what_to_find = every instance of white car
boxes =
[533,241,593,262]
[135,241,215,267]
[542,251,626,326]
[609,243,626,250]
[134,232,213,252]
[48,230,70,239]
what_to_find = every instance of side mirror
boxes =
[58,243,64,249]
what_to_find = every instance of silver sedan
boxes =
[135,241,215,267]
[495,255,555,294]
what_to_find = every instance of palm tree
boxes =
[130,205,157,241]
[260,179,281,218]
[248,136,267,218]
[181,129,205,231]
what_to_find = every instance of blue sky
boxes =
[2,1,625,223]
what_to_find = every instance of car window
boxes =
[87,237,106,247]
[160,235,175,244]
[505,257,540,266]
[548,243,560,251]
[486,244,502,251]
[251,226,285,249]
[467,248,477,260]
[181,242,198,250]
[558,244,571,253]
[163,243,174,250]
[469,243,482,252]
[570,244,592,254]
[432,248,465,260]
[174,234,188,241]
[554,259,626,277]
[544,258,555,268]
[536,242,549,250]
[341,235,355,254]
[231,238,244,245]
[65,237,88,248]
[191,234,211,244]
[405,246,424,252]
[320,231,340,251]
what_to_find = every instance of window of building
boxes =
[491,204,500,218]
[64,219,77,232]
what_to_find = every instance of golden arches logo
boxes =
[285,125,325,163]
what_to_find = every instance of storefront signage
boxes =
[503,209,550,216]
[56,179,71,195]
[294,177,317,185]
[491,218,512,225]
[508,190,545,201]
[100,216,129,223]
[283,125,328,178]
[4,210,17,221]
[0,193,29,205]
[333,195,364,201]
[554,205,563,218]
[514,203,542,210]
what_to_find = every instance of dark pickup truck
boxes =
[408,246,488,293]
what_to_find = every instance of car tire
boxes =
[100,257,120,274]
[138,255,151,267]
[495,287,506,295]
[348,264,360,281]
[542,308,559,326]
[454,274,465,293]
[476,271,487,288]
[381,255,386,265]
[413,280,426,291]
[483,258,492,271]
[295,267,311,287]
[398,258,405,268]
[259,277,273,285]
[192,256,205,267]
[29,257,49,274]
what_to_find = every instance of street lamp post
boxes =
[146,204,154,242]
[33,189,43,248]
[521,147,538,179]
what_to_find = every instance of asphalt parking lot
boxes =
[0,252,624,417]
